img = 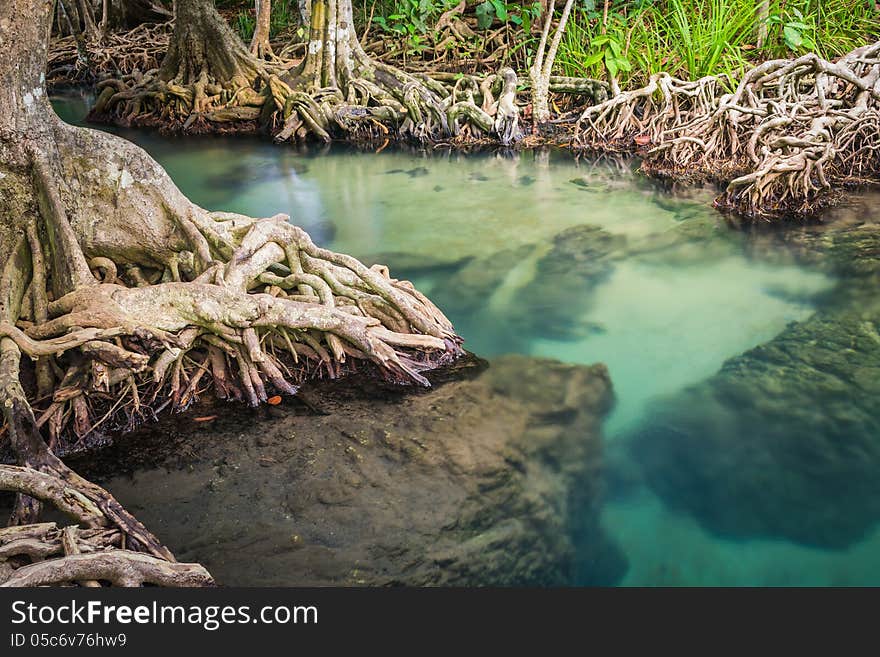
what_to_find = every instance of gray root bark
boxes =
[575,42,880,219]
[529,0,576,126]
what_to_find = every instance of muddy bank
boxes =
[62,354,625,586]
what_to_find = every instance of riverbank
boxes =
[49,22,880,222]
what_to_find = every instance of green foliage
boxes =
[233,0,301,43]
[371,0,457,54]
[766,7,816,51]
[558,7,632,80]
[221,0,878,76]
[474,0,542,30]
[554,0,879,88]
[761,0,879,60]
[269,0,300,35]
[370,0,542,56]
[235,9,257,41]
[649,0,756,79]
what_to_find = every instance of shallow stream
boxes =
[51,91,880,585]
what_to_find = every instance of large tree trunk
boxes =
[91,0,269,126]
[74,0,100,40]
[274,0,521,143]
[0,0,209,587]
[160,0,261,86]
[250,0,274,59]
[1,0,460,586]
[529,0,576,127]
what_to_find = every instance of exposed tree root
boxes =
[47,22,172,87]
[87,0,523,145]
[3,0,462,586]
[575,42,880,220]
[0,118,461,579]
[49,1,617,146]
[0,521,213,587]
[4,124,462,455]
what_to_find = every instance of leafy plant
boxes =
[476,0,540,30]
[582,31,631,79]
[269,0,300,36]
[766,6,816,51]
[235,10,256,41]
[361,0,878,85]
[556,7,635,83]
[372,0,457,53]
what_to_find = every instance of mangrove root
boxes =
[89,0,523,145]
[576,42,880,219]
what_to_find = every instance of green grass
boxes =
[764,0,880,60]
[554,0,879,88]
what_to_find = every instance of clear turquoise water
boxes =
[53,91,880,585]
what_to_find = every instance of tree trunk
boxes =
[2,0,461,586]
[95,0,520,144]
[298,0,311,25]
[250,0,274,58]
[529,0,576,127]
[756,0,769,49]
[74,0,100,40]
[0,0,208,586]
[160,0,260,86]
[276,0,519,144]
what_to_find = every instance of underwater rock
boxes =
[356,251,471,277]
[431,244,536,315]
[631,233,880,549]
[509,225,625,340]
[621,210,742,267]
[69,354,626,586]
[627,218,880,549]
[742,214,880,281]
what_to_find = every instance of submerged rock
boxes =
[431,244,536,315]
[631,222,880,549]
[71,354,626,586]
[509,225,625,340]
[356,251,471,277]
